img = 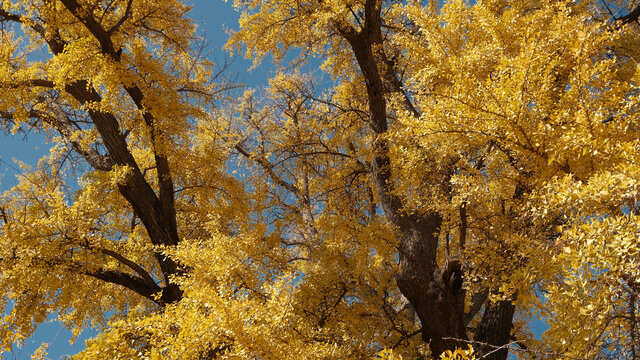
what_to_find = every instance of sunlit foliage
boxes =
[1,0,640,359]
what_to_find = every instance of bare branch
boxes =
[0,8,50,42]
[84,267,162,305]
[464,288,489,326]
[107,0,135,35]
[235,142,300,195]
[43,97,114,171]
[100,248,158,290]
[0,206,9,226]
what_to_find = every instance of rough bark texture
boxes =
[474,299,516,360]
[397,224,468,354]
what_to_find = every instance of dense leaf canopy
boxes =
[1,0,640,359]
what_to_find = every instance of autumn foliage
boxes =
[1,0,640,359]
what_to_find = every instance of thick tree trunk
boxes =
[333,1,516,356]
[332,0,473,355]
[395,216,468,355]
[474,298,516,360]
[38,1,185,305]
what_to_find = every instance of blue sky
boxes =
[0,1,253,358]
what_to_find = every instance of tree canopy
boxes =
[1,0,640,359]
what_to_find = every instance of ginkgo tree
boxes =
[1,0,640,359]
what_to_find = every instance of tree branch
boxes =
[60,0,120,58]
[43,97,115,171]
[10,79,55,89]
[235,142,300,195]
[460,202,467,250]
[84,267,162,305]
[60,0,179,236]
[618,6,640,25]
[100,248,158,290]
[107,0,135,35]
[465,288,489,326]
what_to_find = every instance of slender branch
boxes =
[459,202,467,250]
[0,107,113,171]
[84,267,162,305]
[107,0,135,35]
[100,248,158,289]
[0,206,9,225]
[43,97,115,171]
[15,253,164,305]
[0,8,52,49]
[235,142,300,195]
[0,8,21,22]
[464,288,488,326]
[442,337,588,360]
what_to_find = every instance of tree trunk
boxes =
[395,216,468,355]
[333,0,515,355]
[474,298,516,360]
